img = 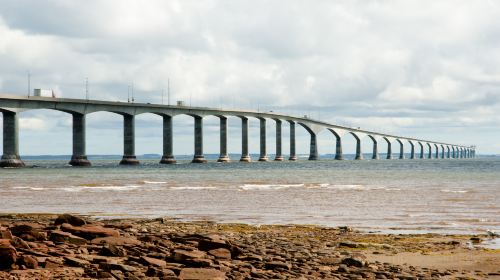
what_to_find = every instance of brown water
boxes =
[0,156,499,236]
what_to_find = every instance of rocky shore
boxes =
[0,214,499,279]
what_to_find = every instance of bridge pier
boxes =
[217,116,230,162]
[440,145,445,159]
[434,144,439,159]
[120,114,139,165]
[409,141,415,159]
[288,121,297,161]
[446,146,451,158]
[308,132,318,160]
[452,147,456,158]
[427,143,432,159]
[258,118,268,161]
[0,111,25,168]
[239,117,251,162]
[192,116,207,163]
[418,142,424,159]
[351,133,363,160]
[334,134,343,160]
[385,138,393,159]
[397,140,404,159]
[274,119,284,161]
[160,115,176,164]
[69,113,91,166]
[369,136,379,160]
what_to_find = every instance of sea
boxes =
[1,154,499,238]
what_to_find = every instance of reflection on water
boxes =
[0,157,499,234]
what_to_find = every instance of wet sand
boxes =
[0,214,499,279]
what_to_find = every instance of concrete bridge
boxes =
[0,94,475,167]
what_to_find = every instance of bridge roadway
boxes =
[0,94,475,167]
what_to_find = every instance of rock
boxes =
[339,241,367,248]
[11,236,31,249]
[49,230,87,245]
[341,254,367,267]
[140,256,167,268]
[91,236,141,246]
[99,262,137,272]
[9,223,44,241]
[100,244,127,257]
[54,214,87,226]
[265,261,292,270]
[208,248,231,259]
[179,268,226,280]
[19,255,38,269]
[60,223,119,240]
[173,249,207,262]
[0,227,13,240]
[64,256,90,267]
[146,266,176,277]
[0,241,18,269]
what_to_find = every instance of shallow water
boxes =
[0,155,499,235]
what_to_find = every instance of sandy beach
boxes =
[0,213,499,279]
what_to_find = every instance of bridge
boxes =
[0,94,475,167]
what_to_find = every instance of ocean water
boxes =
[0,155,499,235]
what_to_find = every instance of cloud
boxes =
[0,0,499,154]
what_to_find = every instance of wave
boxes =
[61,185,142,192]
[239,184,305,191]
[169,186,218,190]
[142,181,167,184]
[314,184,401,191]
[441,189,469,193]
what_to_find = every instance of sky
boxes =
[0,0,499,156]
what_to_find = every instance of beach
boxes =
[0,213,499,279]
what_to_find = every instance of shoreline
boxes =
[0,213,499,279]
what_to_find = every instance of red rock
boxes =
[0,241,17,269]
[208,248,231,259]
[19,255,38,269]
[11,236,31,249]
[140,256,167,268]
[54,214,87,226]
[64,256,90,267]
[91,236,140,246]
[9,223,45,241]
[179,268,225,280]
[60,223,119,240]
[49,230,87,245]
[0,227,13,240]
[173,249,207,262]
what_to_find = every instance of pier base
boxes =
[69,155,91,167]
[120,155,140,165]
[0,155,25,168]
[258,156,269,162]
[192,155,207,163]
[160,155,177,164]
[288,156,297,161]
[217,156,230,163]
[274,156,284,161]
[240,155,251,162]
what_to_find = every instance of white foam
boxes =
[239,184,304,191]
[170,186,218,190]
[441,189,468,193]
[142,181,167,184]
[61,185,142,192]
[317,184,400,191]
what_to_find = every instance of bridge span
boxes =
[0,94,475,167]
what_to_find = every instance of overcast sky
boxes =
[0,0,499,157]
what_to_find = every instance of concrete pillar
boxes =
[427,143,432,159]
[69,113,91,166]
[385,138,393,159]
[434,144,439,159]
[398,140,404,159]
[440,145,445,159]
[217,116,230,162]
[351,133,363,160]
[447,146,451,158]
[452,147,456,158]
[160,115,176,164]
[409,141,415,159]
[460,148,464,158]
[274,119,284,161]
[258,118,268,161]
[192,116,207,163]
[288,121,297,161]
[329,129,343,160]
[0,111,25,168]
[308,131,318,160]
[369,136,379,160]
[419,142,424,159]
[240,117,251,162]
[120,114,139,165]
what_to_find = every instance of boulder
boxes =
[173,249,207,263]
[99,244,127,257]
[265,261,292,270]
[0,227,13,240]
[91,236,141,246]
[0,240,17,269]
[60,223,119,240]
[140,256,167,268]
[208,248,231,260]
[54,214,87,226]
[64,256,90,268]
[179,268,225,280]
[19,255,38,269]
[9,223,44,241]
[341,253,367,267]
[49,230,87,245]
